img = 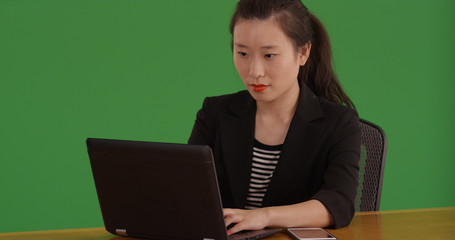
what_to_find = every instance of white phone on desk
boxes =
[286,228,337,240]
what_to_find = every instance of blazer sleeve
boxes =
[188,97,215,147]
[312,108,361,228]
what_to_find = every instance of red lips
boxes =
[251,84,268,92]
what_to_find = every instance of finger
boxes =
[224,212,244,227]
[224,215,234,228]
[228,222,247,235]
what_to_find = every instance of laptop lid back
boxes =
[87,138,228,240]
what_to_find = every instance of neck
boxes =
[256,85,300,121]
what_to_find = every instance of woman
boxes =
[188,0,361,235]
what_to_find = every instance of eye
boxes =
[237,51,248,57]
[265,54,276,59]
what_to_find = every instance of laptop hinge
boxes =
[115,229,127,236]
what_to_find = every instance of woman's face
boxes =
[233,17,309,104]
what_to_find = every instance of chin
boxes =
[248,90,275,103]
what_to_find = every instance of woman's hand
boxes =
[223,208,270,235]
[223,200,333,235]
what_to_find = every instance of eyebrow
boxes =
[234,43,279,50]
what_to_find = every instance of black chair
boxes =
[354,119,387,212]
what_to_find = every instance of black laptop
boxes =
[86,138,281,240]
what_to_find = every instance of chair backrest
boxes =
[354,119,387,212]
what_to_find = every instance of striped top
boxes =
[245,139,283,210]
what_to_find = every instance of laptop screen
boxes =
[87,138,228,240]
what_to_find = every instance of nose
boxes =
[249,57,265,80]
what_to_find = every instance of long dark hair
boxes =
[230,0,355,109]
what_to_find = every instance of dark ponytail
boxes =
[300,13,355,109]
[230,0,355,109]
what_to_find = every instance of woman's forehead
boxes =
[233,18,292,49]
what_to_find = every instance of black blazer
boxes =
[188,83,361,228]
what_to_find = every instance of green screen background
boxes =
[1,0,454,233]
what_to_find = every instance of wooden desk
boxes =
[326,207,455,240]
[1,207,454,240]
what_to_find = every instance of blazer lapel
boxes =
[218,92,256,208]
[262,84,327,206]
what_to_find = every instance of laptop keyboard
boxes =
[231,230,251,237]
[229,230,257,240]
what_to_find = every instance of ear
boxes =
[298,41,311,66]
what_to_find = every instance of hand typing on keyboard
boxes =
[223,208,269,235]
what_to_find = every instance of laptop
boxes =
[86,138,281,240]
